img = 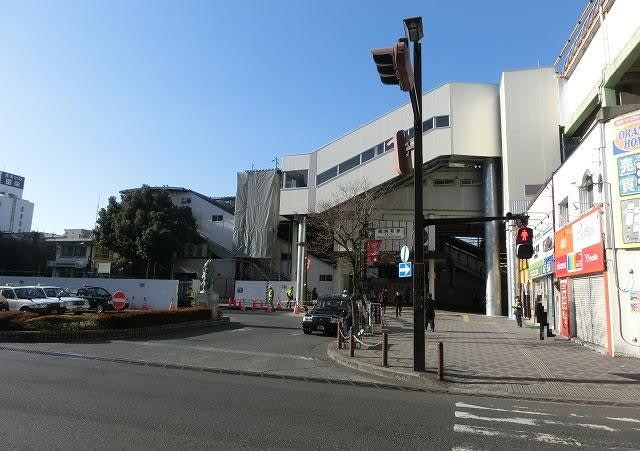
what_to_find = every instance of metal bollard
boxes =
[337,320,343,350]
[437,341,444,381]
[382,332,388,367]
[349,327,355,357]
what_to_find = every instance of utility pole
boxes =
[372,17,425,371]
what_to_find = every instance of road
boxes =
[0,311,639,450]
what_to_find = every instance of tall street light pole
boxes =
[371,16,425,371]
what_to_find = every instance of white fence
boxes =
[0,276,185,310]
[233,280,295,305]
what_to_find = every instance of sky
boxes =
[0,0,586,234]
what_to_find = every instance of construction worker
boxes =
[286,285,294,309]
[186,286,195,307]
[266,284,274,310]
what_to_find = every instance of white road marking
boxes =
[606,417,640,424]
[453,424,582,447]
[120,340,315,361]
[455,411,536,426]
[455,402,552,416]
[570,414,588,418]
[451,447,479,451]
[231,327,253,333]
[290,332,301,336]
[543,420,617,432]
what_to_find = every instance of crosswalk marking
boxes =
[607,417,640,423]
[453,424,583,446]
[455,402,552,416]
[455,411,536,426]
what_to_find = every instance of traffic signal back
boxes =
[389,130,412,176]
[371,39,414,92]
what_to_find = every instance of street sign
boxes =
[112,291,127,310]
[398,262,412,278]
[400,245,410,263]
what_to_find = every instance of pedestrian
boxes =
[425,293,435,332]
[311,287,318,304]
[378,288,388,313]
[285,285,294,309]
[265,284,274,309]
[394,290,402,317]
[513,295,523,327]
[534,295,544,324]
[342,308,352,338]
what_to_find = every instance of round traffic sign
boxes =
[400,245,410,263]
[112,291,127,310]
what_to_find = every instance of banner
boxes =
[554,208,605,277]
[366,240,382,266]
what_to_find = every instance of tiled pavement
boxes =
[328,309,640,404]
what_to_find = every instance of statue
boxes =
[200,258,214,293]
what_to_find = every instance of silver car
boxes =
[40,286,90,314]
[0,286,62,313]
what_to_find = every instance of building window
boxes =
[375,143,385,156]
[423,117,433,132]
[435,115,450,128]
[558,198,569,226]
[211,215,223,222]
[18,221,22,226]
[460,179,481,186]
[407,127,414,139]
[320,274,333,282]
[181,197,191,205]
[21,206,24,212]
[525,184,542,197]
[316,166,338,185]
[61,245,84,257]
[433,179,456,186]
[384,139,394,152]
[361,147,375,163]
[338,155,360,174]
[283,170,308,188]
[579,173,594,214]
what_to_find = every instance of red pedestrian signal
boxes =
[516,226,534,259]
[390,130,413,176]
[371,39,414,92]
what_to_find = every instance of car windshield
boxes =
[14,287,48,299]
[315,298,349,312]
[91,287,111,297]
[43,287,65,297]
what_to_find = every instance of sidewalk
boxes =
[328,308,640,405]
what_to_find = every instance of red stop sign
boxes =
[112,291,127,310]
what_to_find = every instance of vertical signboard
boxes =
[559,279,571,337]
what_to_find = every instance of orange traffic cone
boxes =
[293,303,299,314]
[240,299,245,311]
[276,300,282,310]
[252,299,257,311]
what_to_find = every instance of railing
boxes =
[442,243,485,277]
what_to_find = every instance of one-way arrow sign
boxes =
[398,262,412,278]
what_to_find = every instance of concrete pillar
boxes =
[483,158,502,316]
[294,216,306,307]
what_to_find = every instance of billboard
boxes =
[528,228,554,279]
[554,208,605,278]
[0,171,25,190]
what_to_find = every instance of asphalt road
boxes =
[1,311,639,450]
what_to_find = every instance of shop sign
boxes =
[374,227,405,240]
[554,208,605,277]
[528,228,554,279]
[620,198,640,244]
[612,110,640,155]
[617,153,640,197]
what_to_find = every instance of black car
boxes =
[68,286,124,313]
[302,296,349,335]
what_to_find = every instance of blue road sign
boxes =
[398,262,412,278]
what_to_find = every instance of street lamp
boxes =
[371,16,426,372]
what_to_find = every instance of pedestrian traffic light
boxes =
[516,226,534,259]
[371,38,414,92]
[389,130,412,176]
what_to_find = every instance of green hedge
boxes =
[0,308,212,331]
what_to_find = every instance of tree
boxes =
[94,186,199,278]
[0,232,52,276]
[307,179,388,330]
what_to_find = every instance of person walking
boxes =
[285,285,294,309]
[311,287,318,304]
[378,288,388,313]
[393,290,402,317]
[265,284,274,310]
[513,295,523,327]
[425,293,435,332]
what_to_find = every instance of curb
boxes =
[0,317,231,342]
[326,342,640,408]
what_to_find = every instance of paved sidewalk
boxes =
[328,308,640,405]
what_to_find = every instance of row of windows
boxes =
[319,274,333,282]
[61,245,85,258]
[315,114,450,187]
[211,215,223,222]
[433,178,481,186]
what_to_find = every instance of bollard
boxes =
[382,332,388,367]
[349,327,355,357]
[337,320,343,350]
[437,341,444,381]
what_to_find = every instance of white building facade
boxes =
[0,171,34,233]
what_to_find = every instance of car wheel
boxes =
[303,328,312,335]
[95,304,105,314]
[19,307,30,312]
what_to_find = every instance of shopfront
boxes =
[529,228,555,330]
[554,207,609,351]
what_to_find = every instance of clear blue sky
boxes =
[0,0,586,233]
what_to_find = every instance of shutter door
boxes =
[572,275,607,349]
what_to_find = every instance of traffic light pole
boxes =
[411,41,425,372]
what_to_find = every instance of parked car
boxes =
[67,286,127,313]
[301,296,349,335]
[40,286,91,314]
[0,290,8,311]
[0,285,62,313]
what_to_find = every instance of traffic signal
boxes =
[516,226,534,259]
[389,130,412,176]
[371,38,414,92]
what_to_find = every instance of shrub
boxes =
[88,308,212,329]
[22,315,94,331]
[0,311,37,331]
